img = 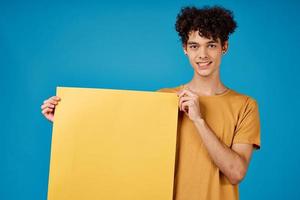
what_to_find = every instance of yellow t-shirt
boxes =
[157,84,261,200]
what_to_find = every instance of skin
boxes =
[177,30,254,185]
[182,30,228,95]
[41,96,60,122]
[40,30,254,185]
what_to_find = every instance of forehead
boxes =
[187,30,220,44]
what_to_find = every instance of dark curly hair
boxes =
[175,5,237,46]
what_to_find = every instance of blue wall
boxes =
[1,0,299,199]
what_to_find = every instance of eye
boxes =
[189,45,198,49]
[208,44,217,48]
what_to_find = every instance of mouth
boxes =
[196,61,212,68]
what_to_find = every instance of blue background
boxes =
[1,0,299,199]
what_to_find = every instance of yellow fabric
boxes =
[157,84,261,200]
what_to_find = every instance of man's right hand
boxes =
[41,96,61,122]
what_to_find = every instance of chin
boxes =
[195,69,213,77]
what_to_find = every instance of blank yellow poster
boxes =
[47,87,179,200]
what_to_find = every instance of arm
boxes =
[177,89,254,185]
[193,117,253,185]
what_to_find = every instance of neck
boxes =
[185,71,227,96]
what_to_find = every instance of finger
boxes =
[41,104,47,110]
[43,99,49,104]
[178,89,197,98]
[183,88,197,96]
[179,96,193,110]
[45,102,55,109]
[181,101,192,113]
[42,107,53,115]
[43,107,53,113]
[51,96,61,101]
[180,102,189,114]
[180,99,189,112]
[49,97,60,104]
[176,86,191,95]
[48,99,59,105]
[43,99,59,107]
[44,103,56,109]
[179,96,193,102]
[43,96,60,104]
[41,102,54,110]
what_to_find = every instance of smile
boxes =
[197,61,212,68]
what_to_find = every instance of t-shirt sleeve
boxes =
[155,87,178,93]
[232,97,261,150]
[156,88,168,92]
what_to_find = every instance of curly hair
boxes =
[175,5,237,46]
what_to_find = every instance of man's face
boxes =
[183,30,228,77]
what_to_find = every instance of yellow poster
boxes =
[47,87,179,200]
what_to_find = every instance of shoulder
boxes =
[227,89,259,113]
[228,89,258,104]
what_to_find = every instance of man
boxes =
[156,5,261,199]
[41,5,260,200]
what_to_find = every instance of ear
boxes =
[222,40,229,52]
[183,44,188,55]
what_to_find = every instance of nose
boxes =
[197,47,208,59]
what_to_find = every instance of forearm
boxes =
[193,117,247,185]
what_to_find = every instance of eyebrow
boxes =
[187,40,217,45]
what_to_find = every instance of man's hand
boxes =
[41,96,61,122]
[177,88,202,121]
